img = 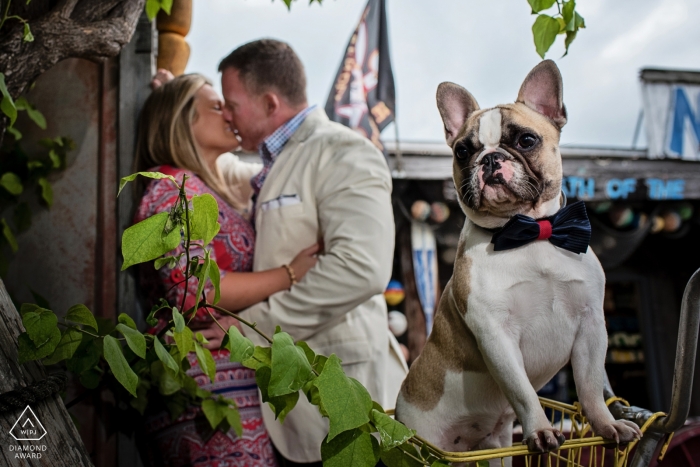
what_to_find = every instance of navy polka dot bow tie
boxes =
[491,201,592,254]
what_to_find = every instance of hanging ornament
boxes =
[388,311,408,337]
[678,202,694,221]
[411,200,431,222]
[430,202,450,224]
[650,215,665,234]
[662,211,682,233]
[609,206,635,228]
[384,279,405,306]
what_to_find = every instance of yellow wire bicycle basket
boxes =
[389,397,673,467]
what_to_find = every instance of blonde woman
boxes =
[134,73,318,467]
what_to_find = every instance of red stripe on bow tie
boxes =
[537,220,552,240]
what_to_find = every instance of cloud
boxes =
[601,0,688,61]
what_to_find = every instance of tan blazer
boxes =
[237,108,408,463]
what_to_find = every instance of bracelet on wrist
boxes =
[282,264,297,287]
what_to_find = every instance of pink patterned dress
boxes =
[135,165,278,467]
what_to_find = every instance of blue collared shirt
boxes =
[251,105,317,194]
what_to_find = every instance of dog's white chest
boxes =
[466,235,604,386]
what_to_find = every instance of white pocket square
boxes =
[260,194,301,211]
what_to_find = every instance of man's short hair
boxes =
[218,39,307,106]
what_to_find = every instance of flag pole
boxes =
[392,121,406,178]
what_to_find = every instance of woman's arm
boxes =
[206,242,320,312]
[198,243,320,349]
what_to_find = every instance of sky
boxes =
[185,0,700,149]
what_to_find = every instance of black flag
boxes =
[324,0,395,152]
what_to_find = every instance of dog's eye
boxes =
[454,145,469,160]
[517,133,538,149]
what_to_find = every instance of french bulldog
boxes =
[395,60,642,460]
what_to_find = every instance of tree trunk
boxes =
[0,0,145,144]
[0,279,92,466]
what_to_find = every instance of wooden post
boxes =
[0,280,92,466]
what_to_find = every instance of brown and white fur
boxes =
[395,61,641,462]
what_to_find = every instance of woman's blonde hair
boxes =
[135,73,239,208]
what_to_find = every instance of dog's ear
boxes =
[437,82,480,146]
[516,60,567,129]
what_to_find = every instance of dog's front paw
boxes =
[523,428,566,452]
[594,420,642,444]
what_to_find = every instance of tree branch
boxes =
[55,0,79,19]
[0,0,145,138]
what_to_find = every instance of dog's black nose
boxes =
[481,152,503,172]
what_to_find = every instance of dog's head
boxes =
[437,60,567,229]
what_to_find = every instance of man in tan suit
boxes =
[219,39,408,465]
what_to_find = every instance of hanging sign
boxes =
[642,68,700,161]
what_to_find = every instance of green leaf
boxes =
[195,341,216,383]
[27,160,42,170]
[190,194,221,246]
[256,366,300,423]
[296,341,316,366]
[173,325,193,359]
[22,23,34,42]
[242,346,272,370]
[532,14,561,58]
[371,409,416,450]
[154,336,179,373]
[116,323,146,359]
[161,0,173,15]
[43,328,82,365]
[172,307,185,333]
[38,177,53,207]
[22,307,58,347]
[476,461,490,467]
[118,171,179,197]
[151,360,182,395]
[15,98,45,129]
[0,172,23,195]
[20,303,41,316]
[380,445,425,467]
[226,326,254,362]
[49,149,61,168]
[575,12,585,29]
[225,404,243,437]
[66,338,101,374]
[314,354,372,441]
[18,330,61,363]
[6,126,21,140]
[154,256,177,270]
[562,0,576,30]
[194,255,212,307]
[202,398,225,428]
[1,218,18,252]
[118,313,138,329]
[528,0,557,13]
[321,428,379,467]
[269,331,314,397]
[65,304,98,331]
[13,202,31,232]
[79,368,102,389]
[121,212,182,270]
[208,260,221,304]
[0,73,17,126]
[145,0,161,22]
[103,335,138,397]
[564,30,577,56]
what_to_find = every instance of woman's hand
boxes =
[151,68,175,89]
[190,314,243,350]
[289,242,322,283]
